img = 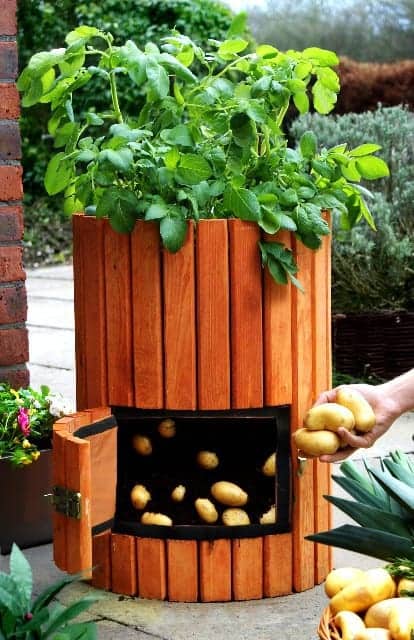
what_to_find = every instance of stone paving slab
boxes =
[28,325,75,370]
[27,297,74,330]
[26,276,74,300]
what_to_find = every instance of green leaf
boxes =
[300,131,317,159]
[10,545,32,610]
[160,125,193,147]
[218,39,249,59]
[160,216,188,253]
[312,80,337,114]
[294,61,312,79]
[369,466,414,512]
[42,597,99,638]
[27,49,65,77]
[32,574,83,614]
[303,47,339,67]
[324,495,413,537]
[0,574,24,617]
[145,202,168,220]
[175,154,212,186]
[293,91,309,114]
[341,159,361,182]
[332,474,390,510]
[224,185,260,221]
[65,26,102,45]
[230,112,256,148]
[98,148,133,172]
[44,153,74,196]
[316,67,340,92]
[164,147,180,170]
[86,112,104,126]
[145,58,169,100]
[117,41,147,86]
[355,156,390,180]
[96,188,139,233]
[258,207,281,234]
[256,44,279,59]
[159,53,196,83]
[227,12,248,38]
[349,143,382,157]
[306,524,414,562]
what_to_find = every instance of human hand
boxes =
[314,383,401,463]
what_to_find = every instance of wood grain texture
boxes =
[111,533,137,595]
[228,220,263,409]
[167,539,198,602]
[291,238,316,592]
[232,537,263,600]
[92,530,112,590]
[137,537,167,600]
[64,434,92,576]
[131,221,164,409]
[263,230,293,406]
[73,215,108,410]
[263,534,293,596]
[196,220,231,410]
[52,428,69,571]
[312,222,333,583]
[163,223,197,410]
[199,539,232,602]
[104,223,134,406]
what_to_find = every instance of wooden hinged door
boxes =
[52,408,117,577]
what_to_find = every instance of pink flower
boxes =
[17,407,30,436]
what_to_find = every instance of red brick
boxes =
[0,364,29,388]
[0,0,17,35]
[0,83,20,118]
[0,283,27,323]
[0,165,23,201]
[0,327,29,365]
[0,41,18,79]
[0,205,23,241]
[0,121,21,160]
[0,246,25,282]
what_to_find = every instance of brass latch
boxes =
[50,486,82,519]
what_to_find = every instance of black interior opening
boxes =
[112,406,291,540]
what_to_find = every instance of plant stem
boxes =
[109,73,123,124]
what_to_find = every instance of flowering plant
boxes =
[0,384,72,467]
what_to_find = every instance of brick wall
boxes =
[0,0,29,388]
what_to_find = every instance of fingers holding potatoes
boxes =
[336,388,376,433]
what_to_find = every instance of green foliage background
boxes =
[290,106,414,312]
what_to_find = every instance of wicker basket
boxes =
[318,607,341,640]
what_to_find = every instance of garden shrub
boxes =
[290,106,414,312]
[336,57,414,114]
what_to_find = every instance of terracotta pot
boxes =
[0,449,53,554]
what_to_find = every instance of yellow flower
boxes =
[22,439,31,449]
[31,450,40,461]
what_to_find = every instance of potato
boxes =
[132,434,152,455]
[130,484,151,510]
[211,481,248,507]
[330,568,396,614]
[397,578,414,595]
[388,600,414,640]
[336,388,376,432]
[158,418,176,438]
[195,498,218,523]
[304,402,355,432]
[197,450,219,470]
[365,598,407,628]
[262,453,276,477]
[292,428,341,457]
[259,504,276,525]
[141,511,172,526]
[222,508,250,526]
[171,484,186,502]
[325,567,366,598]
[354,630,392,640]
[333,611,366,640]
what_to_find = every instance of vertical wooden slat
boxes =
[167,539,198,602]
[137,538,167,600]
[73,215,108,410]
[131,221,164,409]
[291,238,315,592]
[199,539,232,602]
[163,223,196,410]
[228,220,263,409]
[104,223,134,406]
[232,538,263,601]
[85,406,112,422]
[65,435,92,576]
[196,220,231,410]
[92,531,112,590]
[312,220,333,583]
[263,534,293,597]
[263,230,293,406]
[52,428,69,571]
[111,533,137,595]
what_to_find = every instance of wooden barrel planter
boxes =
[52,214,332,601]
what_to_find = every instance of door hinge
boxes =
[51,485,82,519]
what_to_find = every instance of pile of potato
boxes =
[293,388,376,457]
[129,418,277,527]
[322,566,414,640]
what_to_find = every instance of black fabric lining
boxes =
[92,519,115,536]
[73,416,117,439]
